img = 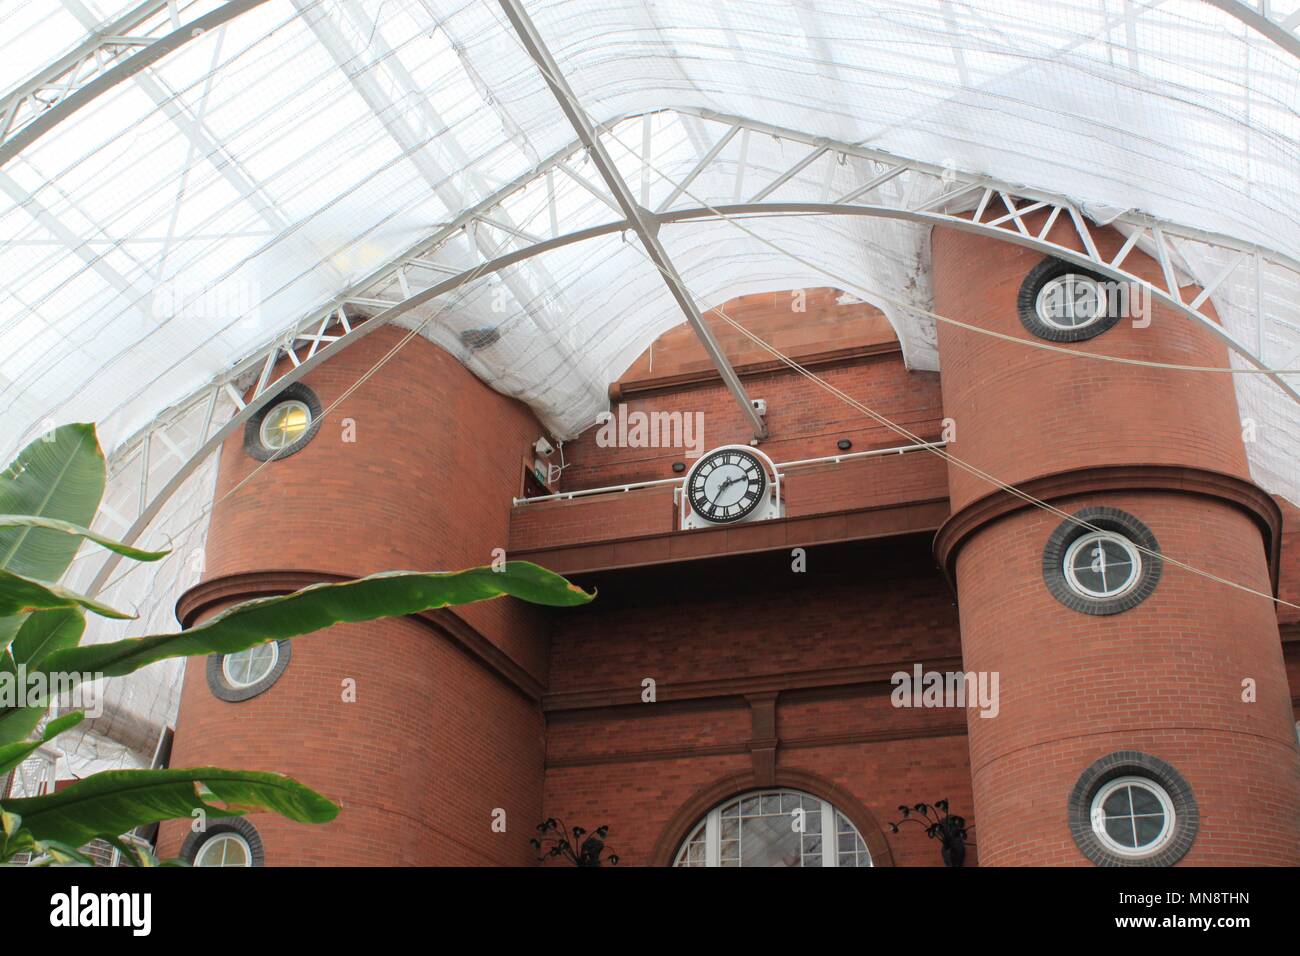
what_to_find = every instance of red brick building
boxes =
[157,215,1300,867]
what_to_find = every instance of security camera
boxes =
[534,437,555,457]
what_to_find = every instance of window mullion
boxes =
[821,803,837,867]
[705,809,720,867]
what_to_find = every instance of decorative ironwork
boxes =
[888,800,973,867]
[530,818,619,867]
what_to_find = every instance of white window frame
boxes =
[259,399,312,450]
[1036,273,1108,330]
[673,788,871,867]
[222,642,279,689]
[1089,775,1175,858]
[194,832,253,867]
[1063,531,1142,599]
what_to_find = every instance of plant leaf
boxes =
[42,562,593,678]
[30,840,95,867]
[0,610,86,746]
[0,711,85,777]
[0,516,167,563]
[101,834,161,867]
[0,424,106,655]
[0,651,43,747]
[9,607,84,670]
[0,569,132,620]
[0,424,105,582]
[0,826,38,864]
[3,768,340,847]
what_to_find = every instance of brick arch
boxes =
[649,767,896,867]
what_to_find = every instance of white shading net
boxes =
[1,0,1299,767]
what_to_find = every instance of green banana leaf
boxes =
[0,568,131,620]
[0,711,84,777]
[0,421,108,655]
[0,610,84,746]
[0,424,106,581]
[0,651,41,747]
[42,562,593,679]
[0,515,167,563]
[0,808,35,862]
[2,768,340,847]
[8,607,84,670]
[25,840,95,867]
[0,423,109,653]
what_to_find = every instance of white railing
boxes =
[511,439,947,506]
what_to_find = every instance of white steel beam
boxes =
[496,0,769,441]
[1205,0,1300,60]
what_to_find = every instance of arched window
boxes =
[673,788,871,867]
[194,832,253,867]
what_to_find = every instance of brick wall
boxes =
[159,268,1300,868]
[162,327,553,865]
[539,536,976,867]
[202,326,551,681]
[158,614,543,865]
[511,288,947,552]
[934,211,1300,865]
[933,207,1250,515]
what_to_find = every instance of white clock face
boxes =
[686,448,768,523]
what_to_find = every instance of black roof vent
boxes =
[460,327,501,350]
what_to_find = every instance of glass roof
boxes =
[4,0,1298,457]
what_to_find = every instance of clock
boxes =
[684,446,769,524]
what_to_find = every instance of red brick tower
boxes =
[157,326,553,865]
[931,209,1300,865]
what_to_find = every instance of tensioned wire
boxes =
[504,33,1300,611]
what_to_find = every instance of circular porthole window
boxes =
[244,383,322,461]
[1043,507,1161,615]
[1063,531,1142,600]
[1019,257,1121,342]
[181,817,264,867]
[1089,776,1174,857]
[207,640,291,702]
[1036,274,1108,331]
[259,400,311,450]
[1069,752,1197,866]
[222,642,279,688]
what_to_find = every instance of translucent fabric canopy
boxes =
[3,0,1299,768]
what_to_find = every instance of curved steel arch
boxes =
[87,194,1300,594]
[1205,0,1300,61]
[0,0,272,167]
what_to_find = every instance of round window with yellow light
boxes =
[244,383,322,461]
